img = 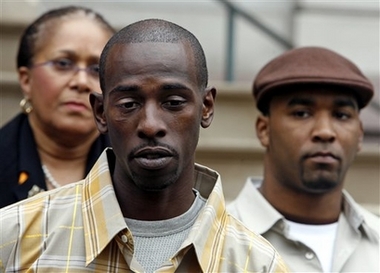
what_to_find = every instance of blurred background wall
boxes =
[1,0,379,213]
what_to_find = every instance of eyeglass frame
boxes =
[28,58,100,80]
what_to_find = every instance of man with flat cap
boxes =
[228,46,379,272]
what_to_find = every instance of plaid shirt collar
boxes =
[82,148,224,271]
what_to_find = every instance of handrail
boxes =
[216,0,379,136]
[216,0,294,81]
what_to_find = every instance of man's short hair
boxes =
[99,19,208,92]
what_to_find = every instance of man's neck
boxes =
[259,182,343,225]
[112,165,197,221]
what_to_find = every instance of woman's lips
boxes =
[64,101,88,111]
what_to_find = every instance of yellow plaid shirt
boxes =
[0,149,288,272]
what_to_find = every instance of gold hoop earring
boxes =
[20,98,33,114]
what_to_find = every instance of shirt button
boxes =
[305,251,314,260]
[121,235,128,243]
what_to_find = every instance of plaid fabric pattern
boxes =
[0,149,288,272]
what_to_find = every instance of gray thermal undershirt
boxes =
[124,189,206,273]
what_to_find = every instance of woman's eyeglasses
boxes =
[30,58,100,80]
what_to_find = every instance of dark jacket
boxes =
[0,113,110,208]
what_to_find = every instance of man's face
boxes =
[257,86,363,194]
[94,42,214,191]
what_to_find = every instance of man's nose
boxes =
[137,104,166,139]
[311,113,336,143]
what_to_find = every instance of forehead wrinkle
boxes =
[104,42,198,94]
[161,82,191,91]
[109,82,192,96]
[109,84,140,95]
[286,96,358,110]
[283,90,359,109]
[287,97,314,107]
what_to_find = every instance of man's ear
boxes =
[89,92,108,134]
[357,120,364,152]
[201,87,216,128]
[18,67,32,98]
[256,115,270,148]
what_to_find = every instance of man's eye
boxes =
[163,96,186,108]
[335,112,351,120]
[167,100,184,106]
[52,59,73,70]
[122,101,139,109]
[293,110,310,118]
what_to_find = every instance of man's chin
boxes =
[132,174,178,192]
[302,178,339,193]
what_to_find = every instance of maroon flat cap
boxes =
[253,46,374,112]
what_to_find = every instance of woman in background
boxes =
[0,6,115,208]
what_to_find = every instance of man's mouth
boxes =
[307,152,339,164]
[133,147,174,170]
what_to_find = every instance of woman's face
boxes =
[19,17,112,138]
